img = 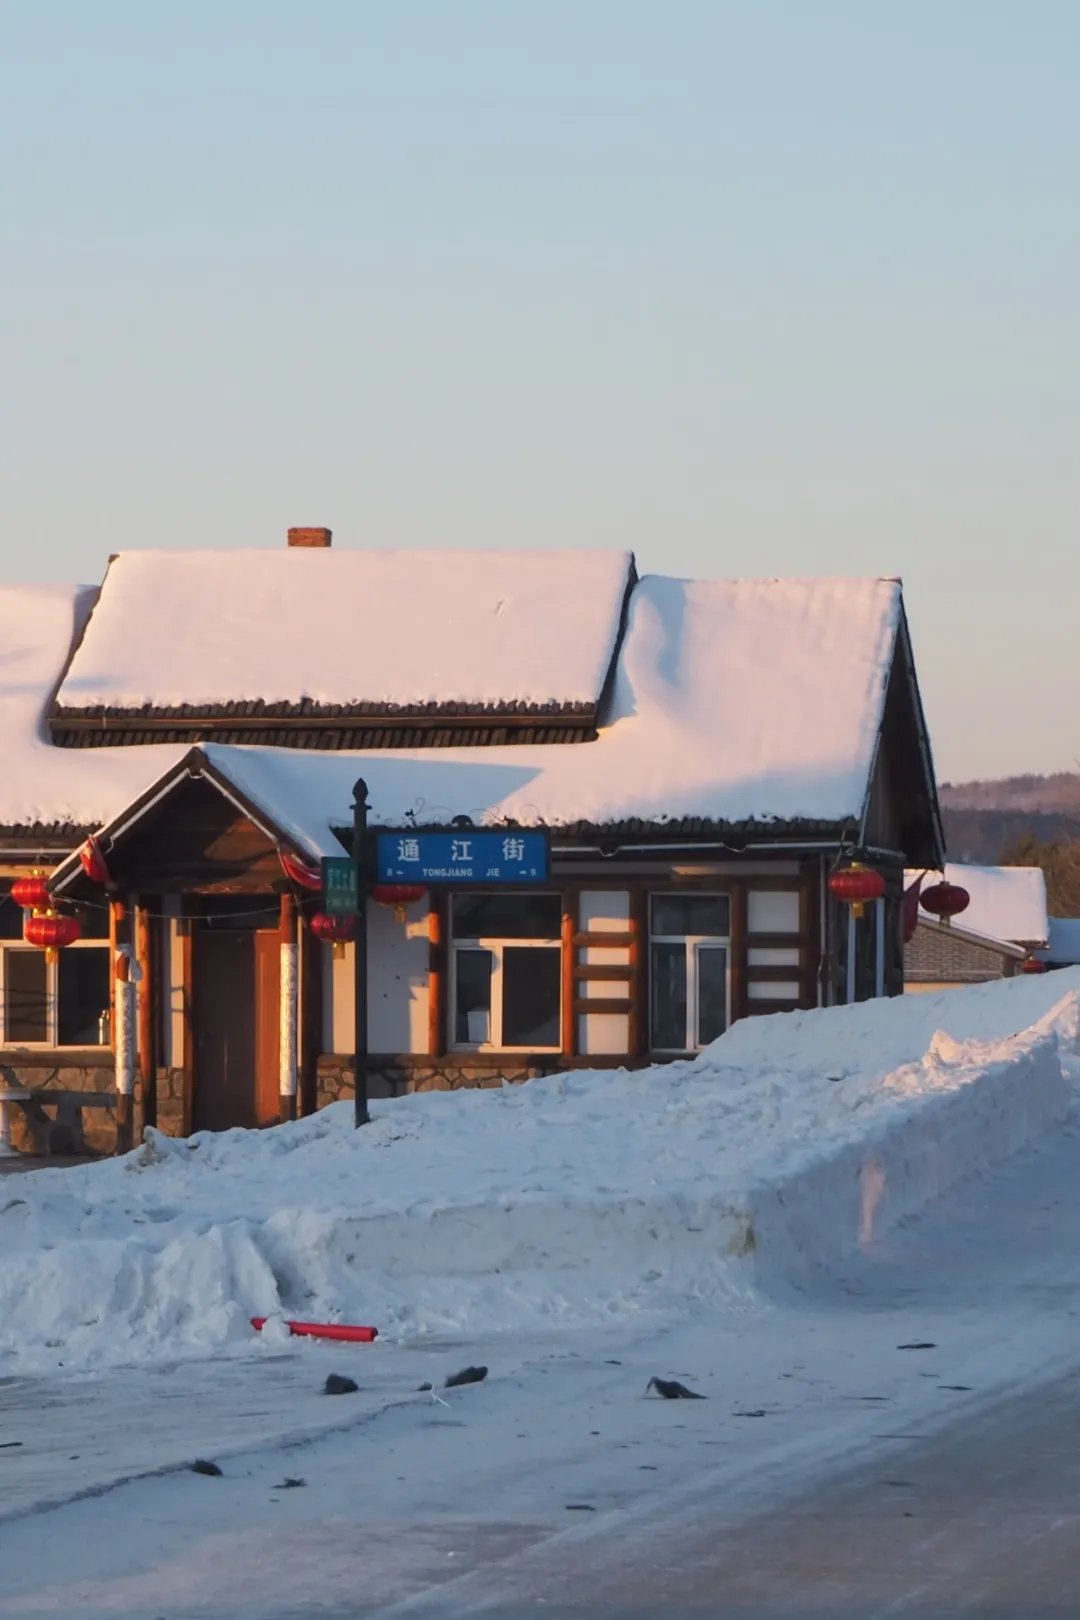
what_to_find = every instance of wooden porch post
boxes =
[136,901,156,1131]
[299,910,322,1117]
[560,895,577,1059]
[428,894,446,1057]
[111,897,135,1153]
[279,892,299,1123]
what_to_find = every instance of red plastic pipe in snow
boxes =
[250,1317,378,1343]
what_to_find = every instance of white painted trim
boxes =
[279,942,298,1098]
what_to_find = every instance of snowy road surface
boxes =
[2,1110,1080,1617]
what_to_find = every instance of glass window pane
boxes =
[650,941,687,1050]
[58,948,111,1046]
[502,947,561,1047]
[0,899,25,941]
[696,946,728,1047]
[5,951,48,1043]
[651,894,730,939]
[455,948,493,1044]
[71,903,110,941]
[452,893,560,940]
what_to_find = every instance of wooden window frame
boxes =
[448,892,563,1054]
[648,893,732,1055]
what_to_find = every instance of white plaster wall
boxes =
[748,947,801,967]
[748,890,801,933]
[577,890,631,1056]
[748,980,801,1001]
[327,898,430,1054]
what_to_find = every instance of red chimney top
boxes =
[287,527,332,548]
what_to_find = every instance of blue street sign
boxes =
[375,830,550,885]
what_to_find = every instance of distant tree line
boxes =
[1001,832,1080,917]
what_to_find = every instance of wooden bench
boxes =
[0,1089,115,1157]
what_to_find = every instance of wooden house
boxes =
[0,529,944,1147]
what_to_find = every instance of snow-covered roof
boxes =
[99,573,903,855]
[1041,917,1080,965]
[0,584,185,836]
[54,549,634,714]
[908,863,1049,948]
[8,569,919,855]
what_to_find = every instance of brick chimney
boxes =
[287,527,332,548]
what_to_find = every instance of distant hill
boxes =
[940,773,1080,814]
[937,774,1080,866]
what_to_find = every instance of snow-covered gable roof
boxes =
[53,574,907,863]
[0,584,185,837]
[908,863,1049,948]
[53,548,634,717]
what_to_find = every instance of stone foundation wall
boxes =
[317,1056,558,1108]
[0,1055,117,1155]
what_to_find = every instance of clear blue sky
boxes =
[3,2,1077,784]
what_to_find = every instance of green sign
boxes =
[322,856,359,916]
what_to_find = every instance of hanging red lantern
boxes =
[309,910,355,960]
[78,835,112,886]
[279,849,323,891]
[24,910,82,964]
[11,874,51,912]
[920,880,970,926]
[371,884,427,922]
[1022,956,1047,975]
[828,862,885,921]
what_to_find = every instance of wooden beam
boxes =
[628,888,647,1057]
[572,963,632,982]
[560,895,577,1058]
[572,930,633,948]
[745,965,813,984]
[729,881,748,1024]
[428,894,446,1057]
[181,903,195,1137]
[135,901,156,1132]
[299,911,322,1118]
[746,930,801,949]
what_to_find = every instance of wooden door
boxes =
[193,929,256,1132]
[193,926,281,1131]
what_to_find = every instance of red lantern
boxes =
[828,862,885,921]
[371,884,427,922]
[309,910,355,960]
[11,874,51,912]
[1022,957,1047,975]
[920,881,970,926]
[79,836,111,886]
[24,910,82,964]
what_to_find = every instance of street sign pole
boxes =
[352,778,370,1128]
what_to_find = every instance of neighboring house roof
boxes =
[50,549,636,745]
[1039,917,1080,966]
[0,583,185,842]
[49,573,942,878]
[906,862,1049,949]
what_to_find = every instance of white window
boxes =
[0,898,112,1048]
[450,893,562,1051]
[649,893,730,1053]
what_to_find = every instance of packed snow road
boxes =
[2,1102,1080,1617]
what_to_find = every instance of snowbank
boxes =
[2,972,1079,1377]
